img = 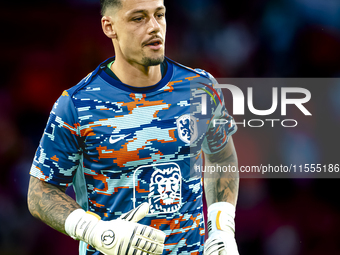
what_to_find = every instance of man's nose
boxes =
[147,16,161,33]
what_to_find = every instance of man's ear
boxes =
[101,16,117,39]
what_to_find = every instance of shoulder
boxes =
[65,57,114,97]
[166,57,216,84]
[52,72,94,114]
[53,58,115,115]
[66,72,95,96]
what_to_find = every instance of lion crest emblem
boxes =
[148,163,182,214]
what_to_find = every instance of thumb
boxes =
[119,202,149,223]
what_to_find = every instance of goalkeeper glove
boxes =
[65,202,166,255]
[204,202,239,255]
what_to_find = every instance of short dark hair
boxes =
[100,0,122,16]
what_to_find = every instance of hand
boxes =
[204,202,239,255]
[65,203,166,255]
[204,230,239,255]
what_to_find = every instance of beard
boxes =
[141,54,165,66]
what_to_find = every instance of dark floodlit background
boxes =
[1,0,340,254]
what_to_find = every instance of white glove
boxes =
[204,202,239,255]
[65,203,166,255]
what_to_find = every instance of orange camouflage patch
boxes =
[185,74,200,81]
[62,90,69,97]
[51,155,59,162]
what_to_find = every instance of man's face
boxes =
[113,0,166,66]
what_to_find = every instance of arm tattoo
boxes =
[204,141,239,207]
[27,176,81,235]
[205,171,239,206]
[216,178,238,204]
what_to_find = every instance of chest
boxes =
[75,89,210,172]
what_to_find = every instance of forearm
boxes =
[204,139,239,207]
[27,176,81,235]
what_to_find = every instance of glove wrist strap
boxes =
[65,209,101,244]
[207,202,236,236]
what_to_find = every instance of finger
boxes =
[150,228,166,244]
[142,242,164,255]
[150,243,164,255]
[219,249,227,255]
[205,245,224,255]
[133,238,151,252]
[204,239,225,255]
[131,248,143,255]
[130,245,164,255]
[120,203,150,223]
[132,237,164,255]
[136,225,166,244]
[133,226,165,254]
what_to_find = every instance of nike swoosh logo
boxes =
[109,134,130,144]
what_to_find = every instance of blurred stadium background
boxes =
[1,0,340,254]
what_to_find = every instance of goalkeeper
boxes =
[27,0,240,254]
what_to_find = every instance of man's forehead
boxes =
[120,0,165,13]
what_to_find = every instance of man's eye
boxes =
[133,17,144,22]
[157,13,165,18]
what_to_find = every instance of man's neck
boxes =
[111,58,162,87]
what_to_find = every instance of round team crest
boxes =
[176,114,198,144]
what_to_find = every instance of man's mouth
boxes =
[144,38,163,50]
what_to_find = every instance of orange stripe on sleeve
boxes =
[216,211,222,230]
